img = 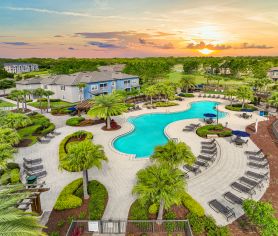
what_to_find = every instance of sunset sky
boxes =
[0,0,277,58]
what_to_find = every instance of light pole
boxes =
[214,104,219,124]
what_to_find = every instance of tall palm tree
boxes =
[77,83,86,102]
[151,140,196,168]
[60,140,108,199]
[32,88,45,113]
[133,164,186,221]
[143,85,157,104]
[0,186,46,235]
[181,75,196,93]
[88,94,127,129]
[21,90,31,112]
[10,90,22,111]
[268,92,278,112]
[43,90,55,113]
[236,86,254,109]
[225,89,236,105]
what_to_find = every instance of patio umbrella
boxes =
[241,108,253,112]
[232,130,250,137]
[203,113,217,118]
[68,106,77,111]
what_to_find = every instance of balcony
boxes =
[91,87,109,94]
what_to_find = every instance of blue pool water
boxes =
[113,101,226,158]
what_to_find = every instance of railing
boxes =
[66,219,193,236]
[272,119,278,140]
[0,106,14,111]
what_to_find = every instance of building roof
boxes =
[269,67,278,71]
[16,71,138,86]
[16,77,43,85]
[4,62,38,66]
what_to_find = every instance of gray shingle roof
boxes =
[4,63,38,66]
[16,77,43,85]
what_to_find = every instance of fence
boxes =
[272,119,278,140]
[0,106,14,111]
[66,219,193,236]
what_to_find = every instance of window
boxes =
[111,81,116,87]
[91,84,98,91]
[99,83,108,89]
[60,85,65,91]
[124,80,130,85]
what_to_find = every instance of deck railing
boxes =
[272,119,278,140]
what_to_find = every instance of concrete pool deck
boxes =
[14,96,267,226]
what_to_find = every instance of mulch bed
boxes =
[229,116,278,236]
[44,199,90,236]
[15,138,33,147]
[11,108,32,113]
[101,125,121,131]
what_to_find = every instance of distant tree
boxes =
[0,79,15,94]
[0,68,13,79]
[60,140,108,199]
[133,164,186,221]
[143,85,158,104]
[151,140,196,168]
[268,92,278,112]
[43,90,55,113]
[183,60,199,74]
[77,83,86,102]
[236,86,254,108]
[88,94,127,129]
[180,75,196,93]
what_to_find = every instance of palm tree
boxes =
[0,128,21,146]
[77,83,86,102]
[133,164,186,221]
[21,90,31,112]
[151,140,196,168]
[43,90,55,113]
[236,86,254,109]
[0,186,46,235]
[88,94,127,129]
[213,76,223,90]
[32,88,45,113]
[155,83,175,101]
[268,92,278,112]
[143,85,157,104]
[60,140,108,199]
[10,90,22,111]
[0,143,16,169]
[181,75,196,93]
[225,89,236,105]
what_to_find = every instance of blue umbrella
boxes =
[232,130,250,137]
[68,106,77,111]
[241,108,253,112]
[204,113,217,118]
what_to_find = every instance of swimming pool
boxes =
[113,101,226,158]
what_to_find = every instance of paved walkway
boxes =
[14,96,268,225]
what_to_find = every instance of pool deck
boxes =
[14,96,268,226]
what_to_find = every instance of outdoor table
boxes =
[26,175,37,185]
[234,137,245,146]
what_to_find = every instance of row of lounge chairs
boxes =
[127,105,142,112]
[37,131,61,144]
[23,157,47,179]
[182,123,201,132]
[240,113,252,119]
[208,148,269,221]
[198,93,239,102]
[183,139,217,177]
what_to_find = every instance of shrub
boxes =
[66,117,85,126]
[179,93,194,98]
[225,103,257,112]
[188,213,205,234]
[40,123,55,135]
[0,172,10,185]
[10,168,20,184]
[49,232,60,236]
[6,162,19,170]
[196,124,232,138]
[154,101,178,107]
[54,179,83,210]
[88,180,108,220]
[148,203,158,214]
[182,193,205,217]
[57,220,65,229]
[78,211,86,220]
[164,210,176,233]
[129,199,149,220]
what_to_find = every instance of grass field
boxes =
[0,99,15,107]
[20,70,50,77]
[28,101,75,109]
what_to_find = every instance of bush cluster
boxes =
[66,117,85,126]
[196,124,232,138]
[181,192,205,217]
[178,93,195,98]
[51,108,71,115]
[54,178,83,210]
[225,103,257,112]
[154,101,178,107]
[0,163,20,185]
[148,203,158,215]
[188,212,229,235]
[129,199,149,220]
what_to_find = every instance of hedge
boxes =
[88,180,108,220]
[182,192,205,217]
[225,103,257,112]
[179,93,195,97]
[129,199,149,220]
[10,169,20,184]
[54,178,83,210]
[40,123,55,135]
[196,124,232,138]
[154,101,178,107]
[66,117,85,126]
[59,131,93,171]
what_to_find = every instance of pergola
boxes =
[76,100,93,114]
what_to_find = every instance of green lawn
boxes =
[28,101,75,109]
[20,70,50,77]
[0,99,15,107]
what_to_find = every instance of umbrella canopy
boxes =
[232,130,250,137]
[241,108,253,112]
[68,106,77,111]
[204,113,217,118]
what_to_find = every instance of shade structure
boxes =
[204,113,217,118]
[232,130,250,137]
[241,108,253,112]
[68,106,77,111]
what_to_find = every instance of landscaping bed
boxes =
[225,103,257,112]
[178,93,195,98]
[28,99,74,109]
[154,101,178,107]
[66,117,100,127]
[196,124,232,138]
[46,178,108,236]
[0,99,15,107]
[0,162,20,185]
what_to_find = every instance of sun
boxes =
[198,48,214,55]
